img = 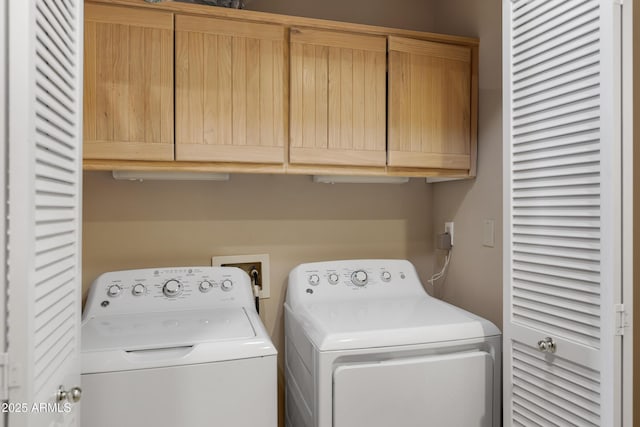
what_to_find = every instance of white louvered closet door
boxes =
[503,1,622,426]
[7,0,83,426]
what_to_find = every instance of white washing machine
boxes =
[285,259,501,427]
[81,266,277,427]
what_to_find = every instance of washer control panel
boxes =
[83,266,253,318]
[287,260,424,309]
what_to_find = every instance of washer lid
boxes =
[81,307,256,352]
[294,296,501,351]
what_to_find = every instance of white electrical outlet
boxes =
[211,254,270,299]
[445,222,454,246]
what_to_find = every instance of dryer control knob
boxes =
[328,273,340,285]
[351,270,368,287]
[132,284,146,296]
[221,279,234,292]
[381,271,392,282]
[163,279,183,297]
[199,281,213,293]
[308,274,320,286]
[107,285,121,297]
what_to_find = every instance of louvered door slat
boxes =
[35,176,75,196]
[513,270,600,294]
[513,234,600,251]
[37,0,74,45]
[36,96,74,134]
[35,69,75,113]
[35,99,75,137]
[513,195,599,209]
[504,0,621,425]
[49,1,74,31]
[514,30,599,83]
[513,97,600,131]
[36,143,74,165]
[35,231,74,255]
[513,242,599,261]
[7,0,82,423]
[34,274,75,330]
[512,0,554,22]
[514,144,599,164]
[35,17,74,73]
[36,221,76,240]
[513,365,600,409]
[35,162,75,186]
[514,25,600,76]
[513,352,600,394]
[514,284,600,311]
[513,3,597,53]
[513,404,556,427]
[512,75,600,113]
[512,379,599,426]
[511,342,601,425]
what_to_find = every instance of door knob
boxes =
[56,386,82,403]
[537,337,556,354]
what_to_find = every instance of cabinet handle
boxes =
[537,337,556,354]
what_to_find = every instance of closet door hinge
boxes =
[615,304,628,336]
[0,353,8,400]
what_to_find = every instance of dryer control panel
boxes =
[83,267,254,319]
[286,260,427,310]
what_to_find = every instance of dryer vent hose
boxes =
[250,268,260,313]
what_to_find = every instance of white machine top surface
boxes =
[82,308,255,352]
[286,260,500,350]
[82,267,276,373]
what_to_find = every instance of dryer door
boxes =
[333,351,493,427]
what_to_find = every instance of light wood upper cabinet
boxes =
[388,36,473,170]
[174,15,286,164]
[83,4,174,161]
[82,1,478,177]
[289,28,387,167]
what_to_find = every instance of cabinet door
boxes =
[388,36,472,170]
[84,4,174,161]
[290,28,386,167]
[175,15,286,164]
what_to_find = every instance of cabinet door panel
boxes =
[84,4,174,161]
[175,15,286,164]
[290,28,386,166]
[388,36,472,170]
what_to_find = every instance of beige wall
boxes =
[247,0,436,31]
[82,172,433,316]
[429,0,503,329]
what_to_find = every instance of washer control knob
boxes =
[107,285,121,297]
[199,281,213,293]
[308,274,320,286]
[328,273,340,285]
[132,284,146,296]
[162,279,183,297]
[221,279,234,292]
[351,270,368,287]
[381,271,392,282]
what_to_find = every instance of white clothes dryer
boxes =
[81,266,277,427]
[285,259,501,427]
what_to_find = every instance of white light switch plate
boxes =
[483,219,495,248]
